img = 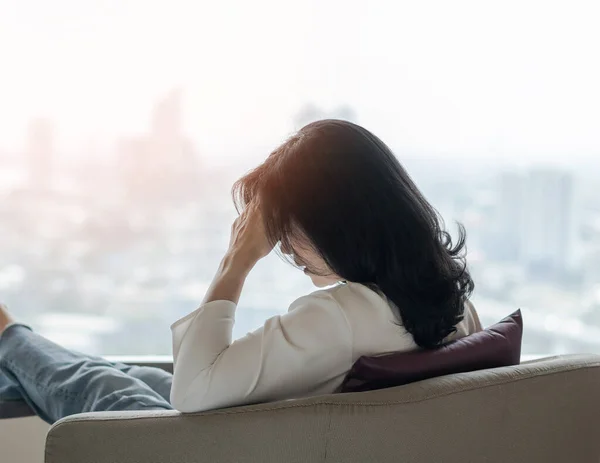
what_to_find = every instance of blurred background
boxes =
[1,0,600,356]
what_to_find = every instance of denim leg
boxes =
[0,324,173,424]
[25,345,174,402]
[109,363,172,403]
[0,368,24,401]
[0,347,173,413]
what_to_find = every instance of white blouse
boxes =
[170,281,481,413]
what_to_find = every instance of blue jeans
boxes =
[0,324,173,424]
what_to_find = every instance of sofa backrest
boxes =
[46,354,600,463]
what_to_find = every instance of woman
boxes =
[0,120,480,424]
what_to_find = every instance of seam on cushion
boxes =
[322,407,333,462]
[520,355,560,365]
[48,360,600,432]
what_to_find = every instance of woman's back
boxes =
[170,282,481,412]
[280,282,481,399]
[330,282,480,362]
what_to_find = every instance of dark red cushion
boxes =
[339,309,523,393]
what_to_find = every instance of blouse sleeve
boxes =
[169,291,353,413]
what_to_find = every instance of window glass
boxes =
[1,1,599,356]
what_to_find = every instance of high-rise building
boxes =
[520,169,578,275]
[494,168,579,277]
[293,104,325,129]
[495,172,526,262]
[118,89,199,205]
[332,105,357,123]
[292,104,357,130]
[26,118,55,191]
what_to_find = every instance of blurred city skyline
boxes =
[1,82,600,358]
[2,0,600,357]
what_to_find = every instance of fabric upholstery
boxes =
[45,354,600,463]
[341,309,523,392]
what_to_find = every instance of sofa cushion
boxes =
[339,309,523,393]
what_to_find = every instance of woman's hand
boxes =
[201,201,273,306]
[225,201,273,274]
[0,304,15,335]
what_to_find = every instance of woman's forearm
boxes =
[201,253,254,305]
[201,200,273,306]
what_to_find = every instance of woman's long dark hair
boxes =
[233,120,474,349]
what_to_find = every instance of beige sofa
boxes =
[42,354,600,463]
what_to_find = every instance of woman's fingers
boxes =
[226,198,272,267]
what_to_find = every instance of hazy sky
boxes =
[1,0,599,161]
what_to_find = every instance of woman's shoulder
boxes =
[288,282,390,316]
[287,284,347,313]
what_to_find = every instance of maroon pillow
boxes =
[339,310,523,393]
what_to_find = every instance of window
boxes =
[1,1,599,356]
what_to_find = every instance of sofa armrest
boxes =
[45,402,333,463]
[44,354,600,463]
